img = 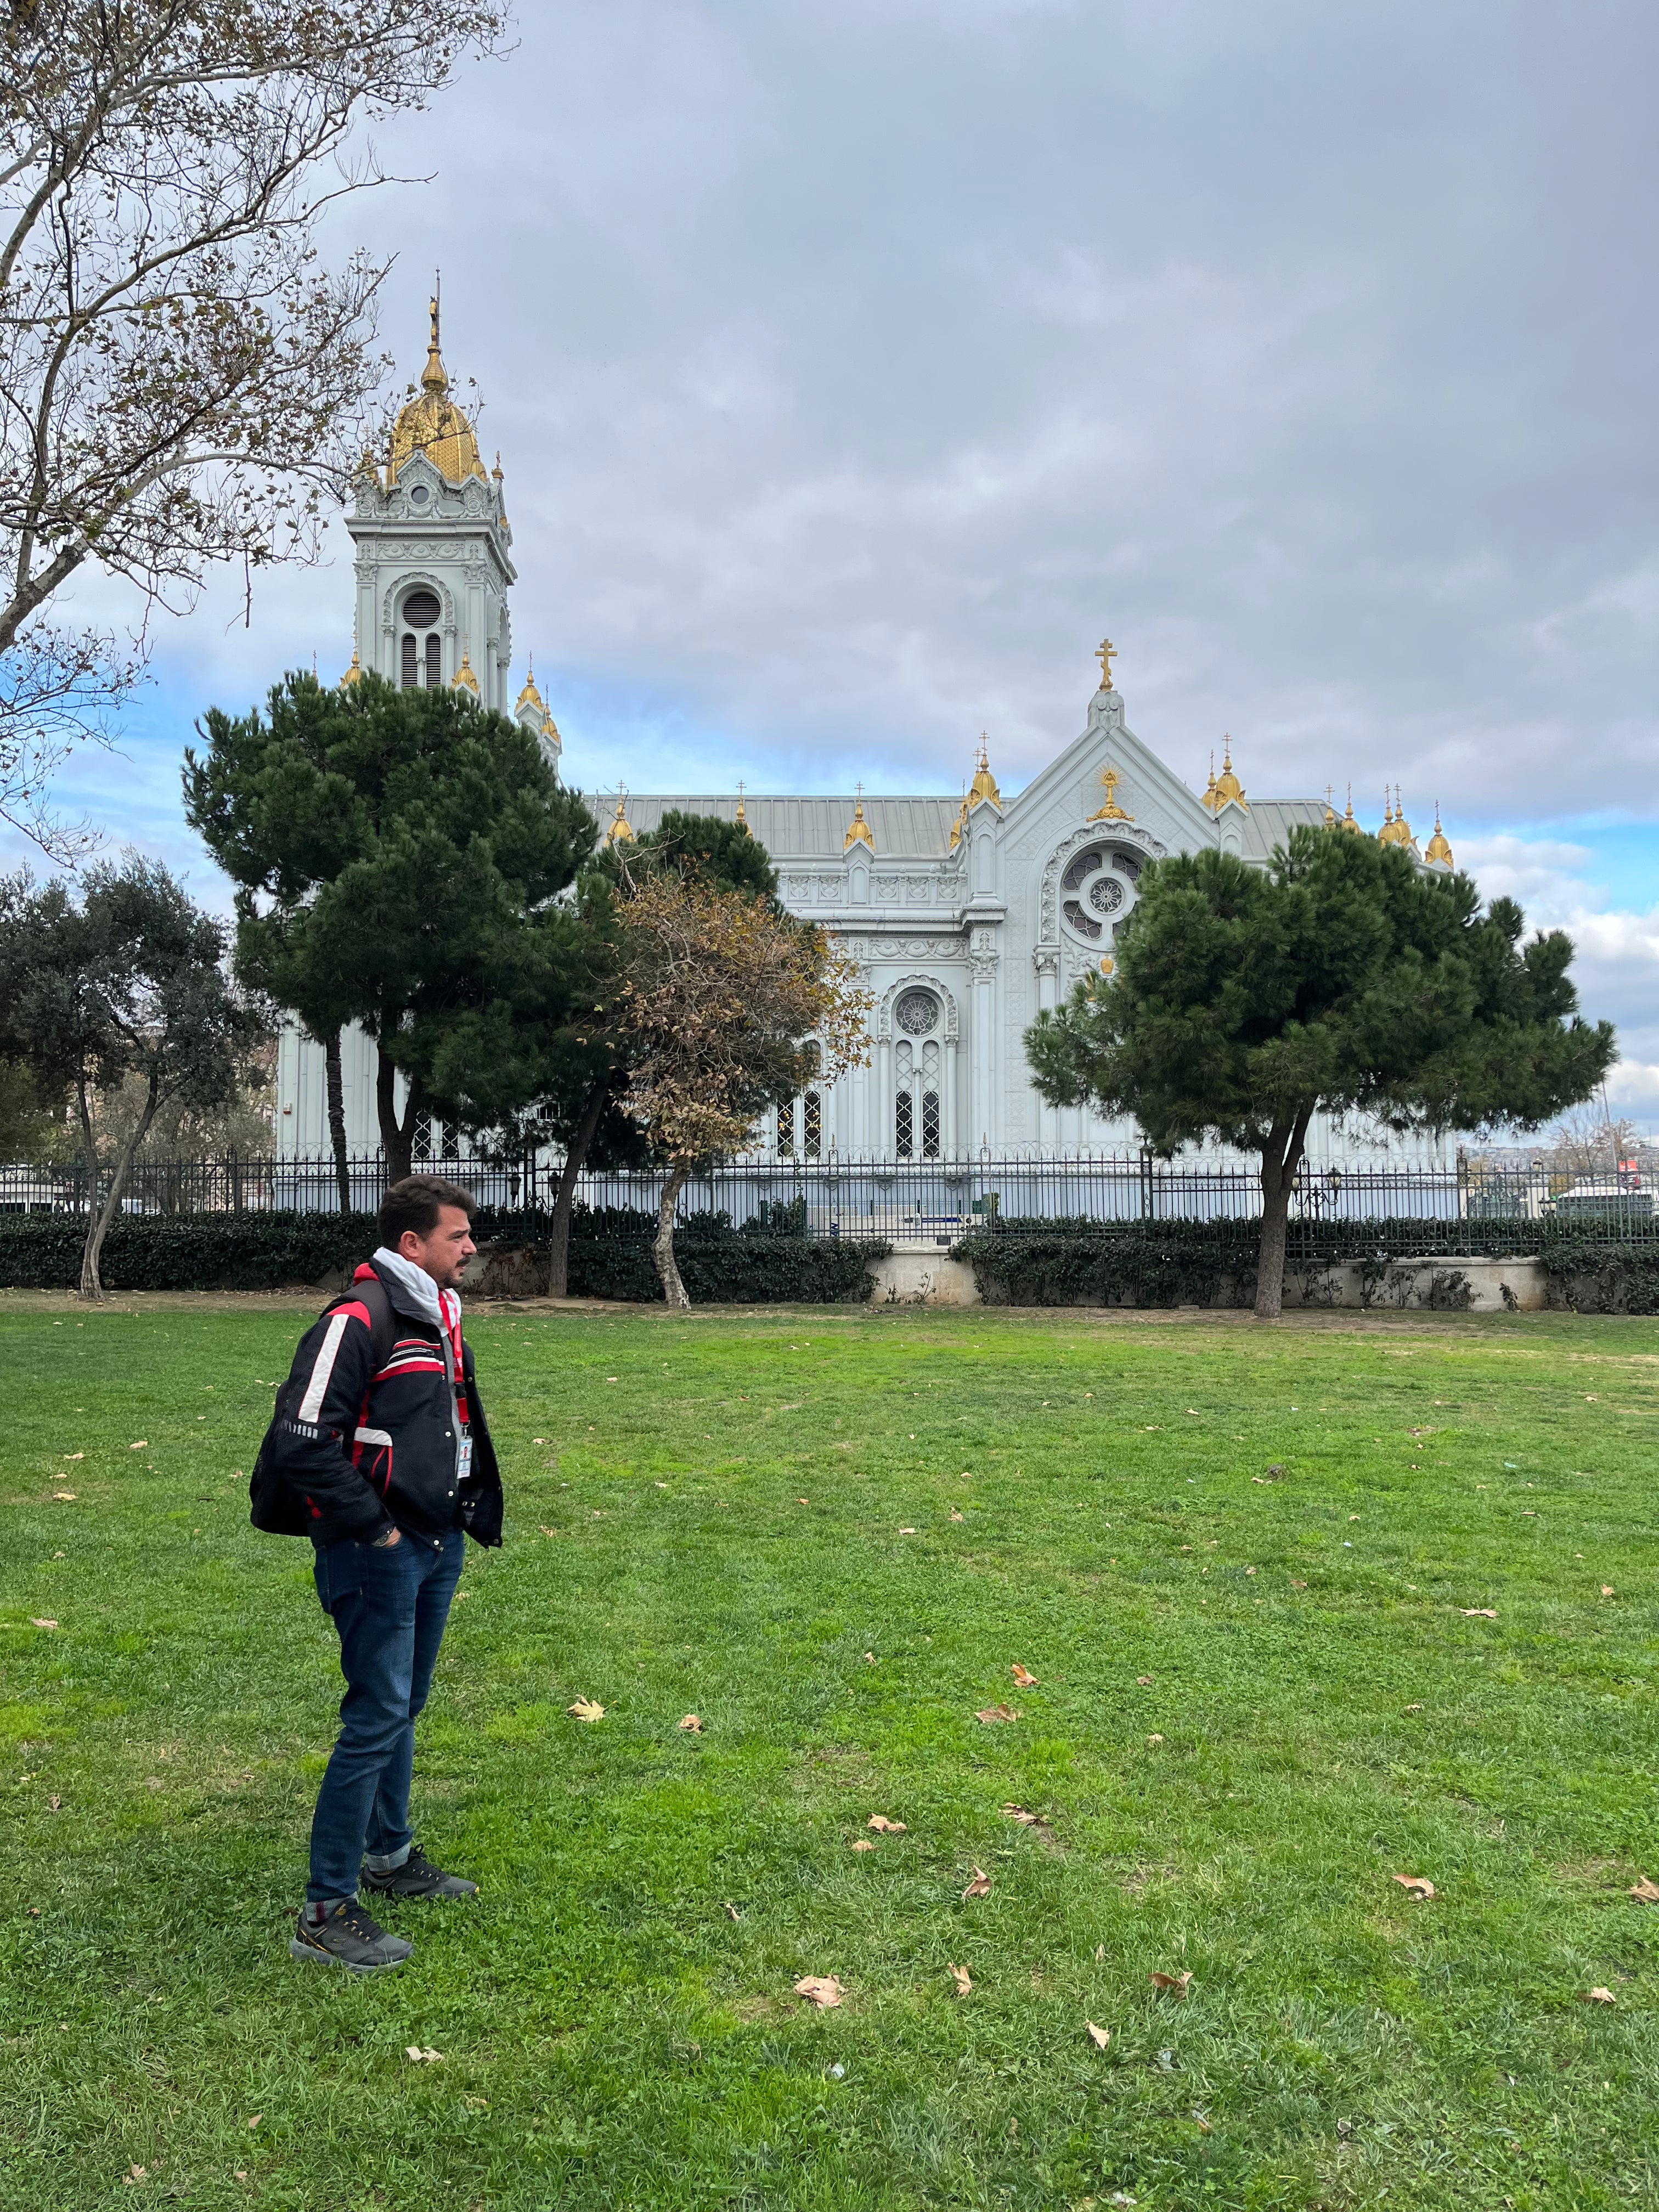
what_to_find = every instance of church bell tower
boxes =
[342,298,562,775]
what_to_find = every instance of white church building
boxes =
[275,313,1457,1170]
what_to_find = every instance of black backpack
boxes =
[249,1273,397,1535]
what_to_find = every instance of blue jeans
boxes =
[307,1528,465,1903]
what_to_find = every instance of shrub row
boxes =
[0,1204,888,1304]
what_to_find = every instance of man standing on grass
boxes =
[255,1175,503,1973]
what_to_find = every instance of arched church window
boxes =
[803,1092,822,1160]
[921,1091,940,1159]
[895,1092,913,1159]
[400,589,442,690]
[895,988,939,1035]
[777,1102,794,1156]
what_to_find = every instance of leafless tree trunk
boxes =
[548,1076,610,1298]
[78,1081,160,1301]
[323,1029,352,1211]
[1254,1108,1315,1319]
[375,1046,422,1186]
[652,1165,692,1311]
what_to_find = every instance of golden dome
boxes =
[734,790,750,834]
[604,795,634,845]
[1340,783,1363,833]
[1424,804,1453,867]
[387,298,487,486]
[339,647,364,687]
[968,737,1002,809]
[844,798,875,853]
[450,650,480,696]
[1378,786,1414,847]
[1200,751,1220,811]
[541,707,561,747]
[1211,737,1247,810]
[516,663,545,715]
[947,788,969,852]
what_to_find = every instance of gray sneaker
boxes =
[290,1898,413,1973]
[362,1846,478,1901]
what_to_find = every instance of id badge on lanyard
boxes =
[456,1431,474,1483]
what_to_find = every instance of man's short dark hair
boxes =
[379,1175,476,1248]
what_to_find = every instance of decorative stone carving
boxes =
[876,973,960,1041]
[895,987,940,1035]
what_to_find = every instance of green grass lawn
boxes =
[3,1295,1657,2211]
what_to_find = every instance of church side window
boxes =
[412,1109,433,1162]
[921,1090,940,1159]
[803,1092,822,1160]
[895,1091,913,1159]
[425,634,441,688]
[776,1102,794,1157]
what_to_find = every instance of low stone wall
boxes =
[1280,1256,1547,1312]
[867,1251,983,1306]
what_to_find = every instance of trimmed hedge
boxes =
[0,1203,889,1304]
[953,1216,1659,1314]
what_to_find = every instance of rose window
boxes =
[1058,843,1140,945]
[895,988,939,1035]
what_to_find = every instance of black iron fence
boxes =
[3,1150,1654,1252]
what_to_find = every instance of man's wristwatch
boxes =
[370,1526,399,1548]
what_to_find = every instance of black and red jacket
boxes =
[254,1261,503,1550]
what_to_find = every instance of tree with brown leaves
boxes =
[0,0,507,856]
[611,871,870,1308]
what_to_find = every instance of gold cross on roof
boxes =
[1096,637,1118,691]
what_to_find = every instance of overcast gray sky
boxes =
[34,0,1659,1118]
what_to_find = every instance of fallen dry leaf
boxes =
[1149,1970,1192,1997]
[1146,1733,1165,1746]
[129,1441,147,1451]
[950,1508,964,1522]
[1393,1875,1436,1899]
[61,1453,83,1461]
[948,1962,972,1998]
[962,1867,992,1899]
[53,1491,76,1502]
[405,2045,444,2061]
[793,1974,843,2009]
[723,1901,740,1921]
[537,1525,558,1538]
[1461,1607,1498,1620]
[1290,1578,1308,1588]
[1404,1702,1423,1712]
[797,1497,809,1505]
[677,1713,703,1733]
[29,1617,57,1630]
[1600,1585,1615,1598]
[1136,1674,1153,1686]
[863,1651,875,1664]
[898,1526,917,1534]
[567,1698,605,1723]
[1094,1942,1105,1961]
[975,1703,1018,1724]
[246,2114,262,2130]
[123,2166,147,2186]
[47,1795,61,1812]
[1086,2018,1111,2049]
[868,1815,906,1833]
[1011,1663,1038,1687]
[533,1437,546,1444]
[1628,1876,1659,1903]
[850,1837,876,1852]
[1002,1804,1040,1825]
[1581,1987,1616,2005]
[1192,2108,1214,2134]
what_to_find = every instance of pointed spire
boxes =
[844,783,874,852]
[421,278,448,394]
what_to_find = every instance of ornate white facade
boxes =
[274,319,1456,1167]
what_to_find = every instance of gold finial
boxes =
[492,448,503,481]
[968,735,1002,809]
[947,780,969,852]
[339,646,363,687]
[1211,737,1247,810]
[1095,636,1118,692]
[1201,748,1220,812]
[515,655,544,714]
[844,784,874,853]
[451,647,480,695]
[1341,781,1362,832]
[1088,764,1134,821]
[735,779,749,833]
[1424,802,1453,868]
[604,789,634,845]
[1323,782,1337,827]
[422,282,448,394]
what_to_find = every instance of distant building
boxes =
[275,318,1457,1167]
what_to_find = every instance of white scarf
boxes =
[372,1246,462,1336]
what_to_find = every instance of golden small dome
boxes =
[947,788,969,852]
[1211,737,1246,810]
[1201,751,1220,812]
[1340,783,1363,832]
[540,707,561,747]
[734,790,750,834]
[1424,804,1453,867]
[516,663,545,715]
[1379,785,1414,847]
[388,298,487,487]
[450,650,480,696]
[968,737,1002,809]
[339,647,364,687]
[604,795,634,845]
[844,798,875,853]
